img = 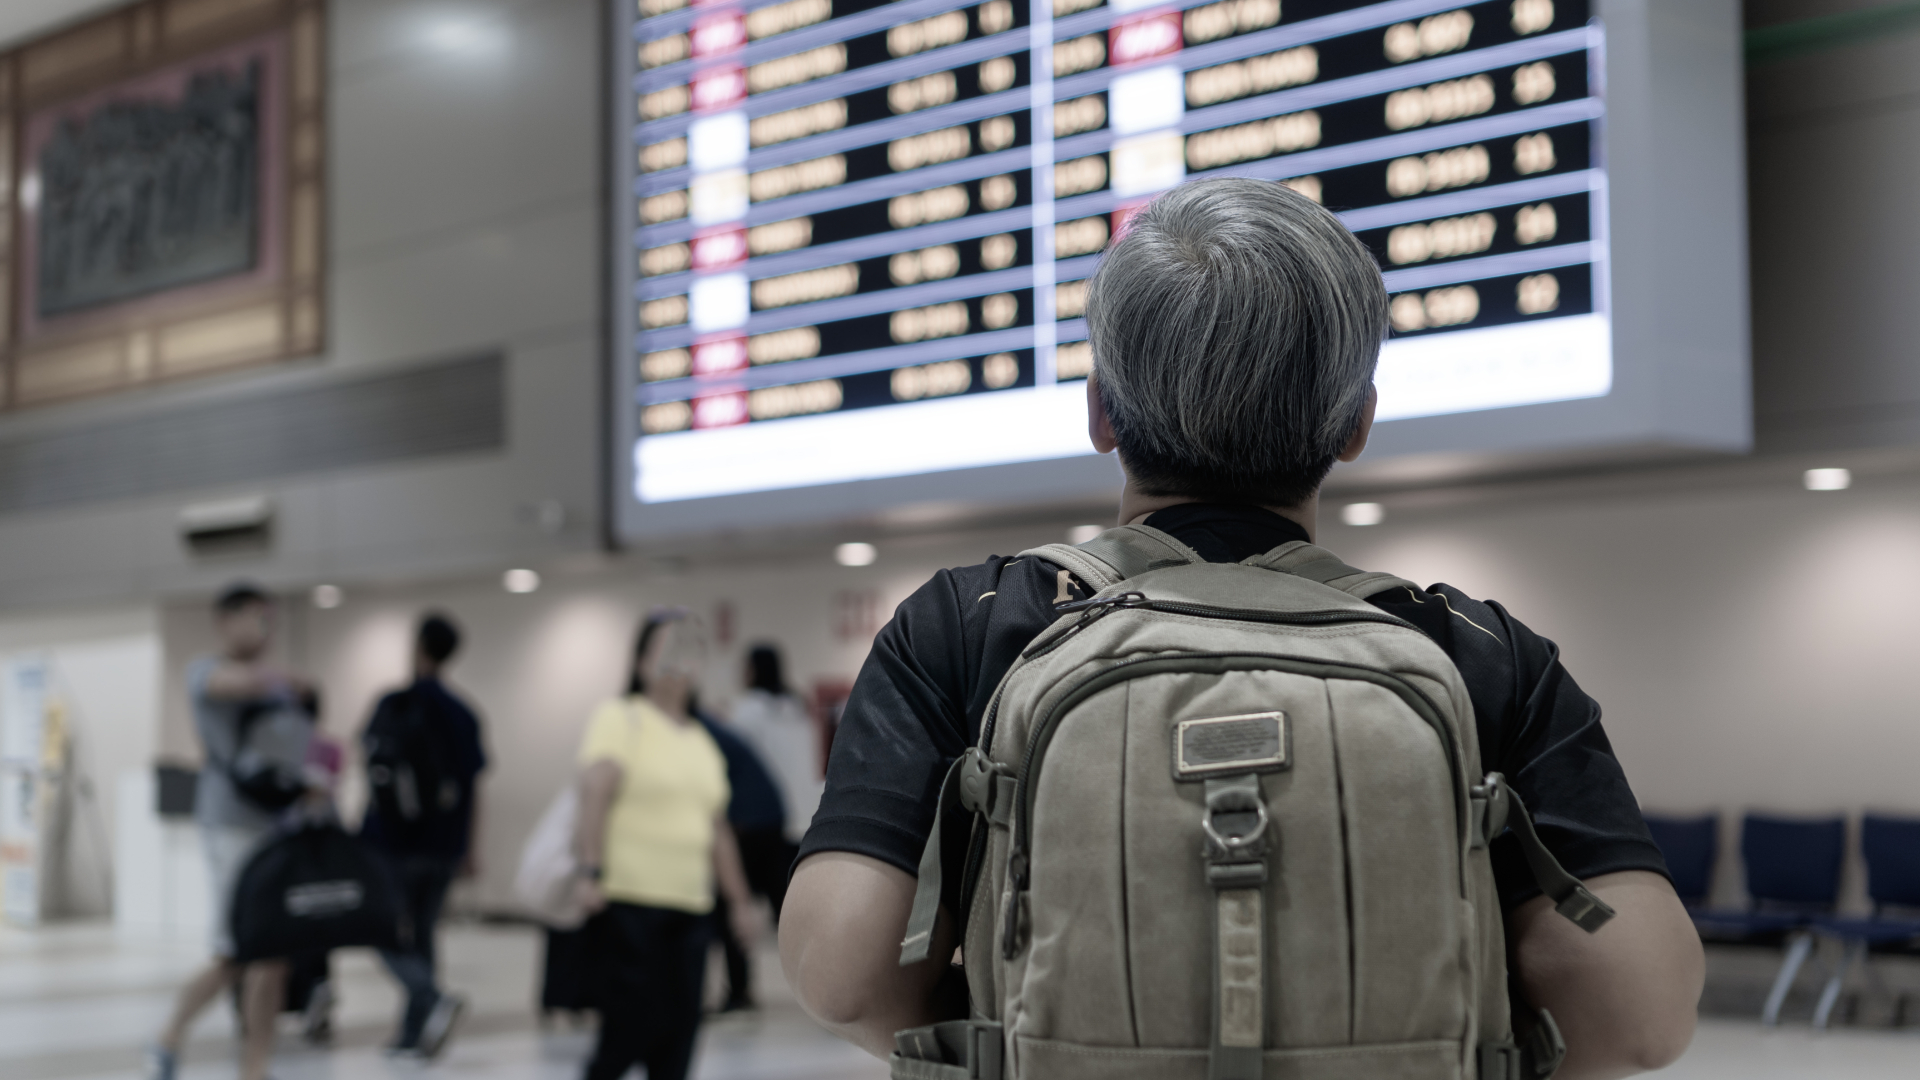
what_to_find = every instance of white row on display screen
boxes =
[622,0,1608,503]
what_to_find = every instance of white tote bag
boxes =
[513,786,586,929]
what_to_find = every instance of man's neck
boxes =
[1115,482,1319,541]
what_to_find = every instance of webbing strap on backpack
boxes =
[1200,774,1270,1080]
[900,750,1015,966]
[1471,773,1616,933]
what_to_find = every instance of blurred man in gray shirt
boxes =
[148,584,312,1080]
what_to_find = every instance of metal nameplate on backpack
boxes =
[1172,712,1289,781]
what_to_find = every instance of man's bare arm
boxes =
[201,661,306,702]
[780,851,962,1059]
[1511,870,1703,1080]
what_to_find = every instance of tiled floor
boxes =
[2,921,1913,1079]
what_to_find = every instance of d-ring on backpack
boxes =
[890,525,1614,1080]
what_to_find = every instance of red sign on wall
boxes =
[1110,11,1183,66]
[690,9,746,57]
[691,226,749,271]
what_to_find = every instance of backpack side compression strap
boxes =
[890,1019,1003,1080]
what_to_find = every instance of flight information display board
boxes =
[615,0,1608,510]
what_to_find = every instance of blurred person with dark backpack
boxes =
[147,584,313,1080]
[359,613,488,1058]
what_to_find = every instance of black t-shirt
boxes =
[360,677,488,860]
[799,503,1668,912]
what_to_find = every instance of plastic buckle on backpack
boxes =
[957,750,1015,826]
[1522,1009,1569,1078]
[1469,773,1509,850]
[1477,1041,1522,1080]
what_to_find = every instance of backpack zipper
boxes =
[1000,642,1465,958]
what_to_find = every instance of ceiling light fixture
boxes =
[835,542,878,567]
[311,584,343,609]
[1803,468,1850,491]
[1340,502,1386,526]
[503,568,541,593]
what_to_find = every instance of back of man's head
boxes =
[748,643,786,696]
[1086,177,1388,507]
[418,613,461,666]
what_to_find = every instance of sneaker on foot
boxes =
[418,993,467,1059]
[302,979,335,1044]
[142,1047,178,1080]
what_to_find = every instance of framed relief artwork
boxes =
[0,0,324,409]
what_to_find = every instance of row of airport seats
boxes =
[1645,813,1920,1028]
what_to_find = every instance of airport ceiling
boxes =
[0,0,131,52]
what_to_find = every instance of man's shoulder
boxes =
[910,552,1055,598]
[1374,580,1520,645]
[885,554,1063,633]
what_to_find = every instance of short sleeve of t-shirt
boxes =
[577,697,731,912]
[579,700,634,769]
[187,655,275,832]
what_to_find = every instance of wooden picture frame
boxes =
[0,0,325,410]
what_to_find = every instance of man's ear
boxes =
[1087,373,1118,454]
[1336,383,1377,463]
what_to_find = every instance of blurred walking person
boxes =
[572,610,757,1080]
[360,613,487,1058]
[147,584,311,1080]
[729,642,821,856]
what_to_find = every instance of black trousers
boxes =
[585,902,711,1080]
[714,828,797,1005]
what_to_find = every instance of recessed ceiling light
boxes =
[835,542,877,567]
[1340,502,1386,526]
[311,584,343,609]
[1067,524,1103,544]
[1803,468,1850,491]
[503,568,541,593]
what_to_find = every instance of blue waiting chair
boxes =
[1685,813,1845,1025]
[1643,813,1717,908]
[1810,814,1920,1028]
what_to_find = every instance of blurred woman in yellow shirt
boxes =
[570,609,756,1080]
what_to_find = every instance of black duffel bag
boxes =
[230,823,404,962]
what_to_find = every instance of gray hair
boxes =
[1085,177,1388,506]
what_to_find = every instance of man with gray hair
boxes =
[781,178,1702,1079]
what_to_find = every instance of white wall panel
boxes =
[1748,26,1920,449]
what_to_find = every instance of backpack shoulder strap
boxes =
[1241,540,1419,600]
[1018,524,1204,589]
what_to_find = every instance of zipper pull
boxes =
[1024,592,1149,658]
[1001,849,1031,959]
[1052,589,1147,615]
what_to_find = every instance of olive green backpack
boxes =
[890,525,1613,1080]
